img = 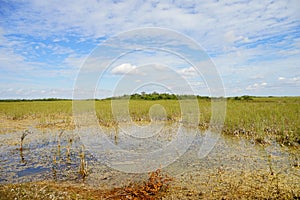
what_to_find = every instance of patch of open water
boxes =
[0,123,299,191]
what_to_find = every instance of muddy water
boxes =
[0,124,299,194]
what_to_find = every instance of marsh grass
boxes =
[79,146,88,179]
[0,97,299,146]
[204,170,299,199]
[20,130,32,151]
[66,138,73,164]
[19,130,32,164]
[223,97,300,146]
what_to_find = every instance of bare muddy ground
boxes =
[0,124,299,199]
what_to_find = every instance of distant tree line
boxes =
[229,95,254,101]
[107,92,210,101]
[0,94,257,102]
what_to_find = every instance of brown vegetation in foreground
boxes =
[0,169,172,200]
[1,167,299,200]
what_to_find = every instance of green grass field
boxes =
[0,97,299,146]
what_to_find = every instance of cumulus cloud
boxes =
[278,76,300,85]
[177,67,197,77]
[111,63,137,75]
[246,82,268,91]
[261,82,267,86]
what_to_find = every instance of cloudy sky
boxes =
[0,0,299,99]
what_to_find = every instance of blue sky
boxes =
[0,0,299,99]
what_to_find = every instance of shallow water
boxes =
[0,124,299,192]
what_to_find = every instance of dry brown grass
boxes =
[1,167,298,200]
[164,169,299,200]
[104,169,172,200]
[0,169,172,200]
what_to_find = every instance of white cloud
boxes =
[224,31,240,44]
[246,82,269,91]
[177,67,197,77]
[2,1,298,54]
[3,0,298,47]
[291,77,300,82]
[0,0,299,98]
[111,63,137,75]
[278,76,300,85]
[261,82,267,86]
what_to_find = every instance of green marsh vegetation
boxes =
[0,95,299,146]
[224,96,299,146]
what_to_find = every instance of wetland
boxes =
[0,96,299,199]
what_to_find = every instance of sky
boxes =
[0,0,299,99]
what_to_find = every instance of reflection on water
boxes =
[0,124,299,191]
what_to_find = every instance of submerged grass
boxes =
[0,97,299,146]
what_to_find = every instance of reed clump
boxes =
[79,146,88,179]
[106,169,172,200]
[20,130,32,150]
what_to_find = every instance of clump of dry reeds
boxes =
[57,129,64,148]
[79,146,88,178]
[106,169,172,200]
[20,130,32,150]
